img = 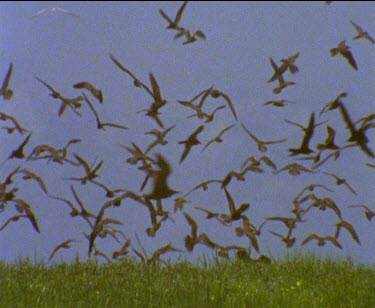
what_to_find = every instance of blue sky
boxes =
[0,1,374,265]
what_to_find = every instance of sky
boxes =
[0,1,374,266]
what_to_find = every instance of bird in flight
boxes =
[178,125,204,164]
[73,82,103,103]
[0,63,14,100]
[159,1,188,31]
[174,29,206,45]
[288,112,316,156]
[201,124,235,153]
[48,239,80,262]
[30,7,80,19]
[322,171,357,195]
[350,20,375,44]
[330,40,357,70]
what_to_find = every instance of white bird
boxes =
[30,7,80,20]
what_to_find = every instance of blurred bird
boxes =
[48,239,80,262]
[334,220,361,245]
[319,92,347,116]
[263,99,296,107]
[350,20,375,44]
[270,230,296,248]
[159,1,188,31]
[288,112,316,156]
[301,233,342,249]
[0,63,14,100]
[349,204,375,222]
[316,126,340,151]
[201,124,235,152]
[322,171,357,195]
[73,81,103,103]
[241,123,287,153]
[178,125,204,163]
[330,40,357,70]
[30,7,80,19]
[0,112,28,135]
[174,29,206,45]
[220,186,250,223]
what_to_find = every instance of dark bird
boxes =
[144,153,178,200]
[205,88,237,121]
[48,239,80,262]
[187,105,226,123]
[133,243,182,265]
[194,206,222,221]
[12,167,48,195]
[73,81,103,103]
[319,92,347,117]
[241,155,277,170]
[288,112,316,156]
[82,93,128,130]
[270,230,296,248]
[268,57,296,94]
[301,233,342,249]
[159,1,188,31]
[235,217,266,252]
[274,163,316,175]
[350,20,375,44]
[0,63,14,100]
[64,154,104,185]
[35,76,83,117]
[268,52,300,83]
[330,40,357,70]
[349,204,375,221]
[337,101,374,157]
[201,124,235,152]
[183,179,223,197]
[1,133,32,168]
[263,99,296,107]
[334,220,361,245]
[112,237,132,259]
[220,186,250,223]
[241,122,287,153]
[0,112,28,135]
[174,29,206,45]
[316,126,340,151]
[145,125,176,154]
[322,171,357,195]
[179,125,204,164]
[144,199,170,237]
[13,198,40,233]
[0,214,28,232]
[267,216,304,230]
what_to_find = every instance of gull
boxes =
[82,93,128,130]
[144,153,178,200]
[174,29,206,45]
[208,88,237,121]
[178,125,204,164]
[183,179,223,197]
[301,233,342,249]
[268,58,296,94]
[35,76,83,117]
[263,99,296,107]
[201,124,235,152]
[267,216,304,230]
[0,63,14,100]
[350,20,375,44]
[0,133,32,168]
[349,204,375,222]
[0,112,28,135]
[220,165,264,188]
[48,239,80,262]
[12,168,48,195]
[174,197,191,213]
[241,155,277,170]
[144,199,171,237]
[338,101,374,157]
[322,171,357,195]
[145,125,176,154]
[220,186,250,223]
[194,206,222,221]
[13,198,40,233]
[288,112,316,156]
[334,220,360,245]
[330,40,357,70]
[30,7,80,19]
[268,52,300,83]
[0,214,28,232]
[112,237,132,259]
[73,81,103,103]
[319,92,347,117]
[241,122,287,153]
[132,243,182,265]
[316,126,340,151]
[270,230,296,248]
[187,105,226,123]
[159,1,188,31]
[235,217,266,252]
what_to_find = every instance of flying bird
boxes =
[263,99,296,107]
[288,112,316,156]
[330,40,357,70]
[350,20,375,44]
[319,92,347,117]
[322,171,357,195]
[30,7,80,19]
[316,126,340,151]
[73,81,103,103]
[301,233,342,249]
[0,112,28,135]
[48,239,80,262]
[159,1,188,31]
[174,29,206,45]
[274,163,316,176]
[201,124,235,152]
[178,125,204,163]
[241,122,287,152]
[349,204,375,222]
[0,63,14,100]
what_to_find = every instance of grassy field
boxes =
[1,253,374,308]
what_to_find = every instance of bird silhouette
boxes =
[48,239,80,262]
[349,204,374,222]
[178,125,204,163]
[288,112,316,156]
[350,20,375,44]
[159,1,188,31]
[316,126,340,151]
[301,233,342,249]
[241,123,287,153]
[322,171,357,195]
[30,7,80,19]
[0,112,28,135]
[0,63,14,100]
[73,81,103,103]
[220,186,250,223]
[334,220,361,245]
[174,29,206,45]
[201,124,235,152]
[330,40,357,70]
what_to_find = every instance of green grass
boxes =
[1,254,374,308]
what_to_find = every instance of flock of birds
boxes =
[1,2,374,265]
